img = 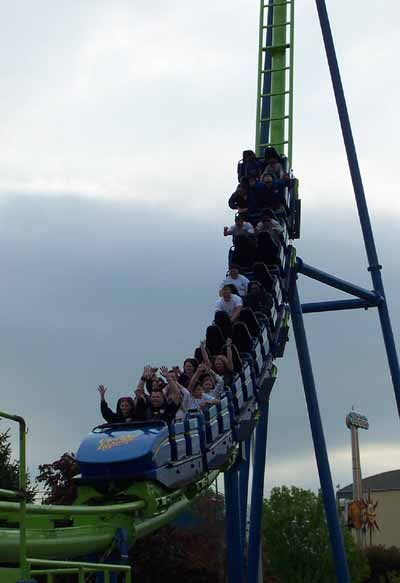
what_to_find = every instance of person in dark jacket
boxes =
[237,150,263,181]
[98,385,135,423]
[228,183,251,214]
[134,367,180,424]
[243,280,274,316]
[257,173,288,211]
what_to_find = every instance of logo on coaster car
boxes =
[97,434,137,451]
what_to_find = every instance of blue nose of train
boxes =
[76,423,171,480]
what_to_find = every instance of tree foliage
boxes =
[364,546,400,583]
[36,452,79,505]
[0,425,36,502]
[130,490,226,583]
[262,486,370,583]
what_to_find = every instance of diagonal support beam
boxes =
[239,439,251,545]
[224,468,244,583]
[290,281,350,583]
[247,400,270,583]
[296,258,380,303]
[302,298,376,314]
[314,0,400,419]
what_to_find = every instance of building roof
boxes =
[337,470,400,498]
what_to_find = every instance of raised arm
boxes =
[188,363,208,392]
[98,384,107,402]
[98,385,119,423]
[135,365,152,403]
[143,365,158,392]
[160,366,181,405]
[225,338,234,372]
[200,340,212,368]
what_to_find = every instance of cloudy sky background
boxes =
[1,0,399,494]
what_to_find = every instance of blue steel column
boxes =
[290,281,350,583]
[224,468,244,583]
[239,439,251,544]
[315,0,400,418]
[247,400,269,583]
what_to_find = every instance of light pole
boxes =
[346,411,369,546]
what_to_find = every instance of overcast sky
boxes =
[1,0,399,494]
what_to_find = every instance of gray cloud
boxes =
[1,1,399,216]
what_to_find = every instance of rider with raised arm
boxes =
[223,215,255,240]
[98,385,135,424]
[212,338,235,388]
[189,344,225,392]
[163,366,193,419]
[134,366,180,424]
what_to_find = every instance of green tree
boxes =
[131,490,226,582]
[0,425,36,502]
[262,486,369,583]
[36,452,79,505]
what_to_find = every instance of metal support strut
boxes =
[314,0,400,418]
[239,439,251,545]
[247,400,270,583]
[224,467,244,583]
[290,280,350,583]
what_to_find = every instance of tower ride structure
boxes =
[0,2,399,583]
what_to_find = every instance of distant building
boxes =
[337,470,400,548]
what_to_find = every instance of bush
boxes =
[364,546,400,583]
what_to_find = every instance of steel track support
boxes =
[225,467,244,583]
[290,280,350,583]
[259,3,274,149]
[301,298,376,314]
[247,400,270,583]
[314,0,400,418]
[239,439,251,545]
[297,259,379,303]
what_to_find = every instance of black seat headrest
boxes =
[239,308,261,337]
[206,325,226,356]
[253,262,274,291]
[214,311,233,340]
[232,321,253,354]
